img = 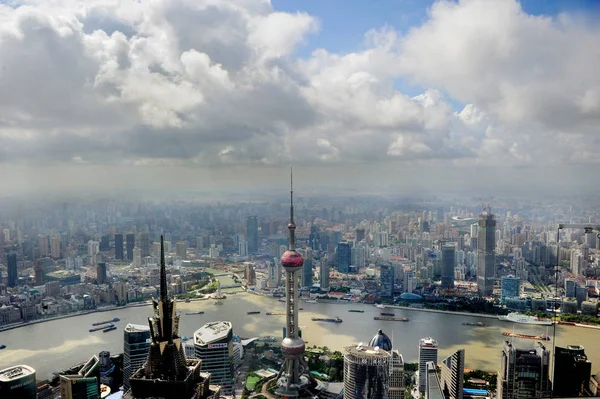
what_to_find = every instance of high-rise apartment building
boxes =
[498,341,551,399]
[246,216,259,254]
[59,355,100,399]
[336,242,351,273]
[501,276,519,303]
[0,365,36,399]
[126,233,135,261]
[302,249,313,288]
[123,324,151,392]
[390,350,405,399]
[418,337,438,393]
[268,261,281,288]
[440,349,464,399]
[139,231,150,258]
[320,260,329,290]
[6,252,17,288]
[245,264,256,286]
[380,263,394,298]
[51,236,61,259]
[176,241,187,260]
[238,239,248,257]
[343,344,391,399]
[193,321,234,395]
[115,233,124,260]
[477,211,496,296]
[355,228,366,242]
[553,345,592,397]
[425,361,443,399]
[39,234,49,257]
[133,247,142,267]
[96,263,107,285]
[441,245,455,289]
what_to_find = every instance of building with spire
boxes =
[477,207,496,296]
[275,169,314,397]
[125,236,221,399]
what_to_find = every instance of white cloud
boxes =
[0,0,598,192]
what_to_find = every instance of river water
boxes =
[1,293,599,380]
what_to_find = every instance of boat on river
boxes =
[380,312,395,316]
[92,317,120,326]
[349,309,364,313]
[498,313,552,326]
[462,322,485,327]
[266,312,285,315]
[0,345,6,349]
[312,317,343,323]
[247,311,261,315]
[102,326,117,333]
[90,323,114,332]
[502,331,550,341]
[185,311,204,315]
[374,316,409,322]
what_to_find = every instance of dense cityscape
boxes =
[1,188,600,398]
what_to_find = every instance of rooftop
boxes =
[194,321,232,345]
[125,323,150,332]
[0,365,35,382]
[344,344,392,359]
[420,337,438,348]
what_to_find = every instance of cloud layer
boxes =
[0,0,599,188]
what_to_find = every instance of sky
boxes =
[0,0,599,197]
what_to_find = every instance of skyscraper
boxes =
[343,344,391,399]
[501,276,519,303]
[418,337,438,393]
[302,248,313,288]
[126,236,221,399]
[380,263,394,298]
[0,365,36,399]
[441,245,455,289]
[193,321,234,395]
[126,233,135,261]
[246,216,259,254]
[59,355,100,399]
[176,241,187,260]
[390,350,405,399]
[115,233,124,260]
[139,231,150,258]
[440,349,465,399]
[275,170,312,397]
[498,341,551,399]
[6,252,17,288]
[477,210,496,296]
[320,260,329,290]
[51,236,61,259]
[336,242,351,273]
[123,324,151,392]
[553,345,592,397]
[96,262,107,285]
[39,234,49,256]
[425,361,443,399]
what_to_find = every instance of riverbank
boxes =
[0,301,152,333]
[383,304,501,319]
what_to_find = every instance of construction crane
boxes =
[478,197,494,215]
[558,223,600,238]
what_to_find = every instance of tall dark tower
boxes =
[477,206,496,296]
[276,169,312,397]
[127,236,220,399]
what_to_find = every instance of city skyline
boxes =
[0,0,599,195]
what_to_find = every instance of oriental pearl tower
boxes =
[276,169,313,397]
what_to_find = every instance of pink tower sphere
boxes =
[281,250,304,270]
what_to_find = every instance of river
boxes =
[1,293,599,380]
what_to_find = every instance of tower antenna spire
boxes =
[288,166,296,251]
[160,235,167,302]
